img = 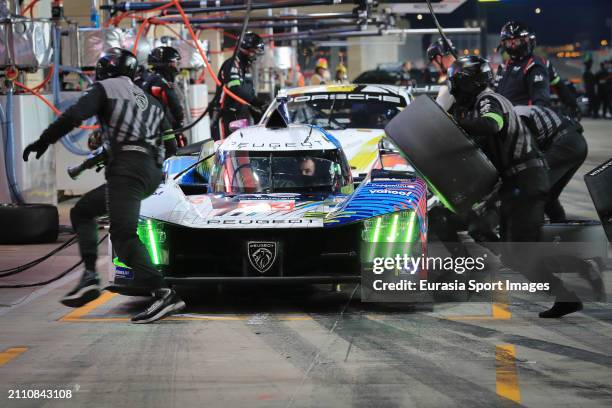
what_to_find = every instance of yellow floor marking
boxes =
[492,289,512,320]
[61,315,313,323]
[447,289,512,321]
[58,289,509,323]
[59,292,118,321]
[276,316,313,321]
[0,347,28,366]
[59,294,312,323]
[496,344,521,403]
[492,302,512,320]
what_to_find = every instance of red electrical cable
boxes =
[106,0,249,105]
[21,0,40,18]
[14,81,99,131]
[195,69,207,84]
[31,65,54,92]
[131,18,150,54]
[172,0,249,105]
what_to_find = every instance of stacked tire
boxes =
[0,204,59,244]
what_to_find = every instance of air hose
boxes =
[0,234,108,289]
[0,235,77,277]
[2,82,25,204]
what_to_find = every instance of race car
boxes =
[107,108,428,294]
[259,84,413,179]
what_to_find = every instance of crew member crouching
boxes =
[514,105,588,222]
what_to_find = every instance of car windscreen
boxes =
[286,93,406,130]
[209,149,351,194]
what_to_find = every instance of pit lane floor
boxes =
[1,119,611,408]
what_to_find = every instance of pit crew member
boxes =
[514,105,587,222]
[210,32,266,140]
[494,21,551,106]
[136,46,186,147]
[427,37,457,110]
[448,55,582,318]
[22,48,184,324]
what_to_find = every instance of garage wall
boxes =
[348,35,402,74]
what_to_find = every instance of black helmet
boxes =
[239,32,265,62]
[499,21,536,59]
[148,46,181,80]
[427,37,456,61]
[447,55,493,106]
[95,47,138,81]
[148,46,181,66]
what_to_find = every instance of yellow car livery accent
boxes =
[325,84,358,92]
[349,134,384,172]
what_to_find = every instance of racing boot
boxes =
[539,291,583,318]
[131,288,186,324]
[61,269,101,308]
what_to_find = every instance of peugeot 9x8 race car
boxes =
[107,109,428,295]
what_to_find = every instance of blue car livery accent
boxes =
[325,178,427,229]
[164,156,199,184]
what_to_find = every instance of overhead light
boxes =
[417,14,423,20]
[602,39,609,47]
[535,7,541,14]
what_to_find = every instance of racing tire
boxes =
[0,203,59,244]
[540,220,608,261]
[584,158,612,243]
[385,95,499,214]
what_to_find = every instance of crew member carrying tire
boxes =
[136,46,186,148]
[209,32,266,140]
[22,48,183,324]
[428,38,500,259]
[448,55,583,318]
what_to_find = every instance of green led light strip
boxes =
[405,212,417,242]
[387,213,400,241]
[372,217,383,243]
[146,219,161,265]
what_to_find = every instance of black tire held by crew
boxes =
[584,158,612,243]
[384,95,499,214]
[0,204,59,244]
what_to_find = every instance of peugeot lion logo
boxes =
[247,242,277,274]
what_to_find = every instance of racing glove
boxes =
[23,138,50,161]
